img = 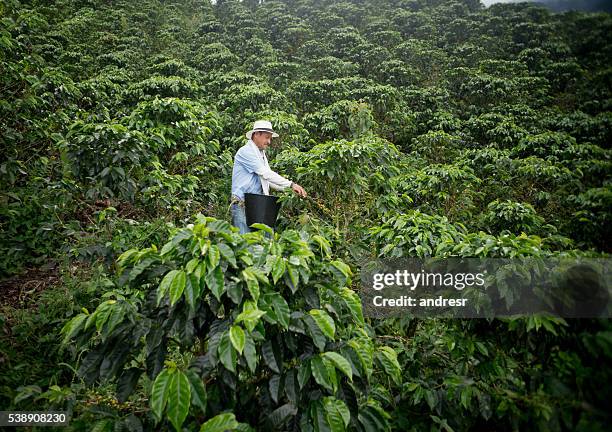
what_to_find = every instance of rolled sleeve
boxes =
[260,168,292,189]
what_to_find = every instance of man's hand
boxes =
[291,182,307,198]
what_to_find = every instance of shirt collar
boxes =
[248,139,266,157]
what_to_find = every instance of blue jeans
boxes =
[231,203,250,234]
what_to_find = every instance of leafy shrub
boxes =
[287,77,370,112]
[374,59,420,87]
[192,43,238,73]
[390,163,483,221]
[303,100,377,141]
[147,59,200,80]
[220,83,290,113]
[275,135,401,231]
[125,76,201,103]
[464,112,529,147]
[0,180,78,277]
[59,121,149,201]
[369,211,468,258]
[480,199,545,235]
[126,97,221,161]
[566,186,612,250]
[59,99,224,210]
[511,131,572,156]
[261,61,303,88]
[62,216,397,430]
[410,130,466,163]
[394,39,448,82]
[513,156,576,195]
[307,56,359,80]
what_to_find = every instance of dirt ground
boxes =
[0,263,59,309]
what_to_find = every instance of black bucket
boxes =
[244,193,281,230]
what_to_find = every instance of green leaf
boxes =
[358,404,390,432]
[268,403,298,429]
[310,400,331,432]
[160,242,175,257]
[242,268,260,302]
[208,244,220,268]
[205,265,225,301]
[185,274,200,310]
[60,313,87,345]
[185,369,207,415]
[269,373,282,403]
[78,349,103,385]
[90,419,113,432]
[341,346,362,379]
[286,266,299,293]
[116,368,142,403]
[217,243,237,267]
[199,413,239,432]
[243,332,257,373]
[94,301,114,332]
[186,258,200,274]
[251,223,274,235]
[323,397,350,431]
[151,369,171,422]
[305,314,327,351]
[226,280,243,304]
[322,352,352,381]
[194,261,207,280]
[262,340,281,373]
[296,358,310,388]
[229,325,246,355]
[246,278,260,303]
[376,346,401,386]
[218,332,237,373]
[311,355,334,392]
[101,301,126,337]
[235,309,266,333]
[123,413,143,432]
[331,261,352,278]
[117,248,138,270]
[284,369,299,404]
[348,339,373,379]
[271,256,286,284]
[312,235,332,257]
[266,293,290,329]
[330,261,352,285]
[339,288,364,326]
[309,309,336,341]
[169,270,187,306]
[158,270,180,306]
[425,389,437,410]
[167,370,191,432]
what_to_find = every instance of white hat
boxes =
[246,120,279,140]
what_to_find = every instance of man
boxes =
[231,120,307,234]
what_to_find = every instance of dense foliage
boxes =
[1,0,610,431]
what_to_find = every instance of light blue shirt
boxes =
[231,140,293,200]
[231,141,265,200]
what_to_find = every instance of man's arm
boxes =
[263,170,307,197]
[236,146,306,196]
[259,168,292,189]
[269,181,288,191]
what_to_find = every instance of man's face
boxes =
[252,131,273,150]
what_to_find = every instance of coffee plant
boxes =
[62,216,398,431]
